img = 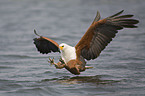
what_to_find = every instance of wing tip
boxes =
[92,10,101,24]
[109,10,124,18]
[34,29,41,37]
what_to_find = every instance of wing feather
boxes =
[92,11,101,24]
[33,30,60,54]
[75,10,139,60]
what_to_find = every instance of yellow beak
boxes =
[59,46,63,50]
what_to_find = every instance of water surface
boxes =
[0,0,145,96]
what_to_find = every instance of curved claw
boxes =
[59,58,65,64]
[48,57,55,65]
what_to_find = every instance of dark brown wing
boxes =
[75,10,139,60]
[33,30,60,54]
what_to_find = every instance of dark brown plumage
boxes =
[33,30,60,54]
[75,10,139,61]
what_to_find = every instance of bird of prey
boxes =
[33,10,139,75]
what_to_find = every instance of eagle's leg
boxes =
[48,57,65,69]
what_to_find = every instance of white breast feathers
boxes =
[60,43,76,63]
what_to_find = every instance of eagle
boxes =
[33,10,139,75]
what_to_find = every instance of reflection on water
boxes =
[41,75,120,85]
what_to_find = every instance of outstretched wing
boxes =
[75,10,139,60]
[33,30,60,54]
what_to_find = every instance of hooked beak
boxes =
[59,46,63,50]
